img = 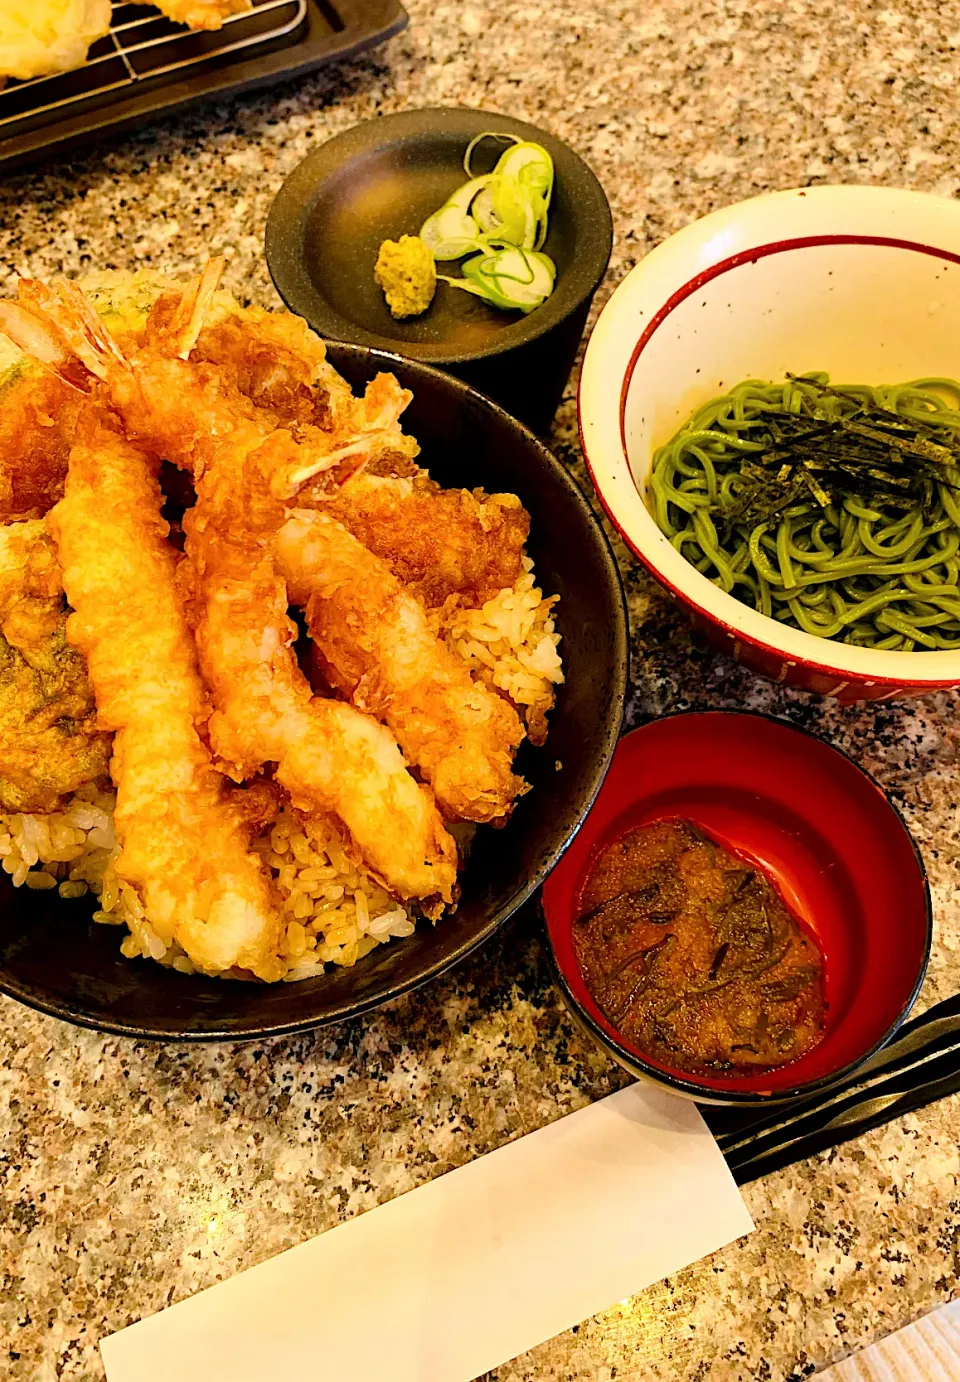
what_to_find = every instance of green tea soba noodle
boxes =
[648,373,960,650]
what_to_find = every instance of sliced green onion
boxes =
[494,142,553,198]
[490,173,537,249]
[411,132,558,314]
[445,174,492,214]
[440,247,556,314]
[420,204,482,260]
[470,184,499,235]
[463,130,518,177]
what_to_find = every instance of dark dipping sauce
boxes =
[573,819,827,1076]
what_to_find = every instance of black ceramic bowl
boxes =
[0,345,628,1041]
[265,107,613,433]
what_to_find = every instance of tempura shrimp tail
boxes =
[48,402,283,980]
[276,509,527,824]
[164,255,226,357]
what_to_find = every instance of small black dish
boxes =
[0,345,628,1041]
[265,107,614,432]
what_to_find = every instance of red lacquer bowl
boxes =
[541,711,931,1104]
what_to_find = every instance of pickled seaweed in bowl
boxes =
[573,818,827,1075]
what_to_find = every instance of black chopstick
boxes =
[702,993,960,1183]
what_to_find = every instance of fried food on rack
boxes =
[48,403,283,980]
[149,0,252,31]
[305,471,532,609]
[0,0,111,81]
[0,519,110,812]
[0,363,83,522]
[6,267,459,906]
[276,509,526,824]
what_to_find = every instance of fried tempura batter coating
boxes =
[190,306,356,431]
[175,386,457,903]
[196,300,528,610]
[189,304,422,476]
[48,404,283,980]
[0,364,82,522]
[223,776,285,842]
[150,0,250,29]
[0,519,110,812]
[308,472,531,608]
[13,269,458,905]
[276,510,526,824]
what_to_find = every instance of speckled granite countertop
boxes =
[3,1,960,1378]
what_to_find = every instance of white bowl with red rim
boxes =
[579,184,960,701]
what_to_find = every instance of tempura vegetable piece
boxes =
[150,0,250,30]
[374,236,437,319]
[0,363,83,522]
[47,403,283,980]
[307,470,531,608]
[0,0,111,80]
[276,509,526,824]
[0,519,110,812]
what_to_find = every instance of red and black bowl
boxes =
[579,185,960,701]
[541,711,931,1105]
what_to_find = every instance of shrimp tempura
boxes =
[8,269,458,905]
[187,473,456,903]
[48,403,283,979]
[308,472,532,609]
[276,509,526,824]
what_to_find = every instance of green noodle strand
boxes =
[648,374,960,650]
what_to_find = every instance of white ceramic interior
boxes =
[579,184,960,686]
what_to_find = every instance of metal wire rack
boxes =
[0,0,309,134]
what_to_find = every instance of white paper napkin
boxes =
[101,1083,753,1382]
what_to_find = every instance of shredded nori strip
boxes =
[722,375,960,529]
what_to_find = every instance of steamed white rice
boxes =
[0,565,562,980]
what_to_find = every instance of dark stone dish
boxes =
[0,345,628,1041]
[265,107,613,433]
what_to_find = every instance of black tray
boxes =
[0,0,407,174]
[701,993,960,1183]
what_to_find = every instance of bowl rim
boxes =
[578,184,960,687]
[264,105,614,366]
[0,341,629,1042]
[540,708,933,1105]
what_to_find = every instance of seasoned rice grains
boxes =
[0,789,417,981]
[439,558,563,745]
